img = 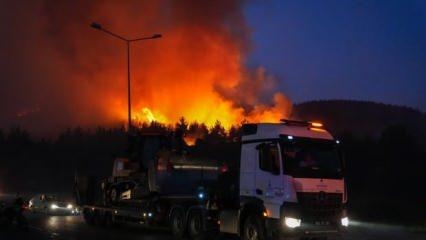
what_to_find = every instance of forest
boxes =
[0,100,425,225]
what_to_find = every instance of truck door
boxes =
[255,142,284,219]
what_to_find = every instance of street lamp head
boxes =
[152,34,162,39]
[91,22,102,30]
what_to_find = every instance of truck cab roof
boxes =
[242,121,334,142]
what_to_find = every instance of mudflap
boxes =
[74,176,104,206]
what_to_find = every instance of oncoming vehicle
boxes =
[29,194,77,215]
[0,193,28,228]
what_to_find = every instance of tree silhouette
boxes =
[175,117,188,134]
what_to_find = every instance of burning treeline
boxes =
[137,118,240,147]
[1,0,291,134]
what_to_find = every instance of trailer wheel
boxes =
[188,210,208,240]
[104,212,114,227]
[171,208,186,239]
[110,187,119,203]
[83,209,95,225]
[242,214,266,240]
[97,210,110,227]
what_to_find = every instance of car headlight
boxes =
[284,217,301,228]
[67,204,73,209]
[198,192,204,199]
[51,204,58,210]
[341,217,349,227]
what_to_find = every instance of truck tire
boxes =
[110,187,119,203]
[242,214,266,240]
[96,210,109,226]
[94,210,102,226]
[171,208,186,239]
[300,238,328,240]
[83,209,95,225]
[188,210,208,240]
[104,212,114,227]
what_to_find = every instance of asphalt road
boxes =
[0,213,425,240]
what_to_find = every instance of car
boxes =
[28,194,78,215]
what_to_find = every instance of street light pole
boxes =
[127,41,131,130]
[90,22,162,132]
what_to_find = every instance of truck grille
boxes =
[297,192,343,224]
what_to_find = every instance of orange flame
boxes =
[134,107,168,124]
[142,108,156,122]
[32,1,293,131]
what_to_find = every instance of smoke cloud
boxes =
[0,0,291,135]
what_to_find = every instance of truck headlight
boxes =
[67,204,73,209]
[341,217,349,227]
[51,204,58,210]
[284,217,301,228]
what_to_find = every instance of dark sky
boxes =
[244,0,426,111]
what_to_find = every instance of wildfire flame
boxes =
[131,91,291,129]
[6,1,292,134]
[106,2,292,129]
[142,108,156,122]
[133,107,168,125]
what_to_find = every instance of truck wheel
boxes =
[242,215,266,240]
[188,210,207,240]
[171,208,186,239]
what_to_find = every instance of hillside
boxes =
[292,100,426,224]
[292,100,426,138]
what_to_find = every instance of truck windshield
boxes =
[280,137,343,179]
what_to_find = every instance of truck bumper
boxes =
[265,218,347,239]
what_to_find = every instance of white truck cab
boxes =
[222,120,347,239]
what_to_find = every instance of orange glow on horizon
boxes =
[183,135,197,146]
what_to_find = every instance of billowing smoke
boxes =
[0,0,291,135]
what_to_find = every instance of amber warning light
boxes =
[310,122,323,128]
[309,121,326,132]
